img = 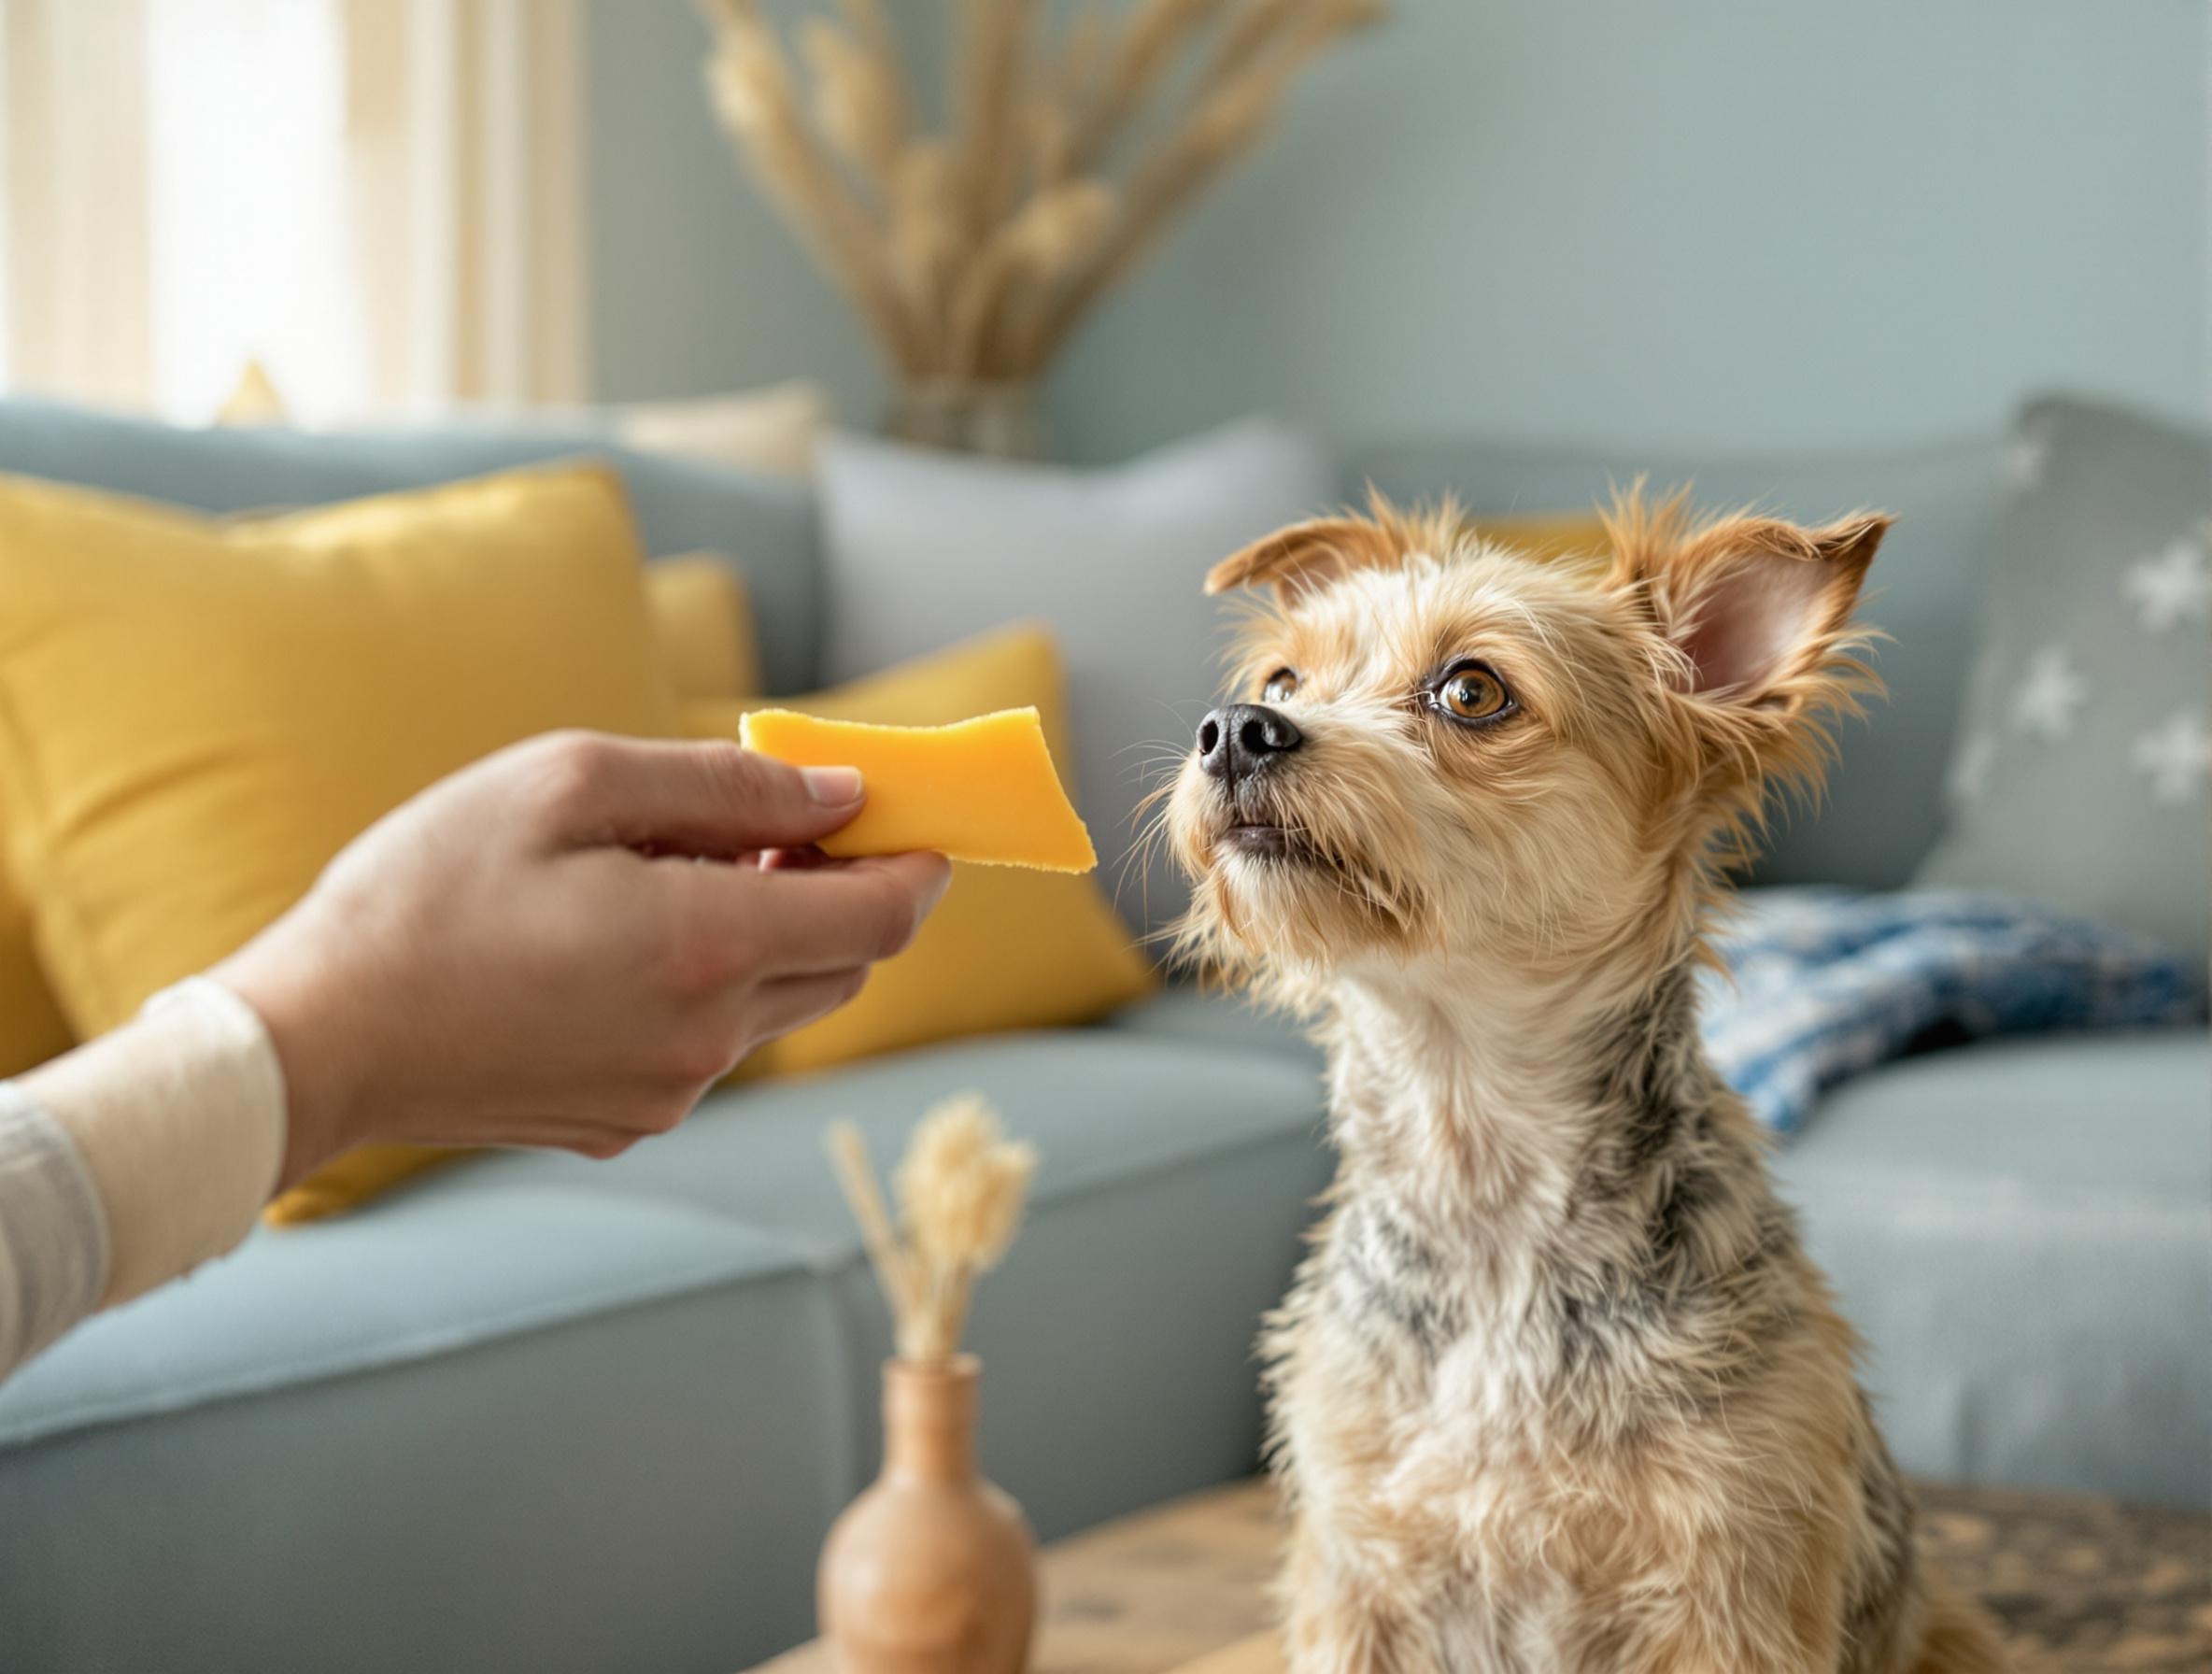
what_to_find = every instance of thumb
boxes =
[520,733,866,856]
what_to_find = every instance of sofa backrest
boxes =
[0,399,822,694]
[0,398,2014,887]
[1350,433,2010,889]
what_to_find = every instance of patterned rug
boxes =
[756,1474,2211,1674]
[1920,1482,2211,1670]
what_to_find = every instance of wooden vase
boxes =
[818,1355,1038,1674]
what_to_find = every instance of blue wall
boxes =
[585,0,889,419]
[587,0,2210,461]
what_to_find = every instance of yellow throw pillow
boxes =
[0,866,72,1079]
[1465,511,1611,565]
[645,555,762,701]
[262,1145,469,1229]
[685,624,1156,1076]
[0,546,747,1085]
[0,462,680,1041]
[215,358,289,426]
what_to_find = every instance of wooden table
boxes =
[751,1477,2212,1674]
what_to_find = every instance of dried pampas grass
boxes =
[695,0,1380,386]
[829,1096,1038,1363]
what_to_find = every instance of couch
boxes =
[0,400,2202,1674]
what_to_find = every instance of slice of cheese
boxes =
[738,706,1098,872]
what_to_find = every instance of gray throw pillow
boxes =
[1915,397,2210,963]
[819,419,1338,939]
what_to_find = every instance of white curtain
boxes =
[2,0,155,409]
[0,0,586,421]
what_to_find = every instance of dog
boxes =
[1162,492,2010,1673]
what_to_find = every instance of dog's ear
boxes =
[1609,495,1889,805]
[1609,498,1889,715]
[1204,516,1400,599]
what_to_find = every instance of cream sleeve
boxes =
[0,978,287,1382]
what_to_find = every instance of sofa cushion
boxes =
[1773,1029,2211,1510]
[433,1030,1322,1256]
[0,1196,839,1674]
[1353,434,2009,888]
[0,1189,803,1451]
[435,1029,1332,1530]
[1914,398,2211,964]
[611,378,831,478]
[0,397,820,693]
[1105,981,1324,1067]
[0,1029,1329,1673]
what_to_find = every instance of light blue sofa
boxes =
[0,401,2202,1674]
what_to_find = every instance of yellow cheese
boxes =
[738,706,1098,872]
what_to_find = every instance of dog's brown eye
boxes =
[1262,668,1300,703]
[1433,662,1512,723]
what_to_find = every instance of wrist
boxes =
[209,939,367,1191]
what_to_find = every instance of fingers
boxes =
[663,849,950,979]
[515,731,868,858]
[749,966,872,1042]
[739,852,954,974]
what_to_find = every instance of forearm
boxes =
[0,735,944,1385]
[0,1086,107,1380]
[0,979,285,1380]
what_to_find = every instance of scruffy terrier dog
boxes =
[1164,494,2010,1673]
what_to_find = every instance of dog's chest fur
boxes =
[1264,968,1922,1672]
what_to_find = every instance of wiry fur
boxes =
[1163,491,2008,1673]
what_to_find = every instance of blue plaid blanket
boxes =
[1700,889,2208,1134]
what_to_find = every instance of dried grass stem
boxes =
[696,0,1379,382]
[825,1098,1037,1364]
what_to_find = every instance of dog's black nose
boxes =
[1198,703,1303,786]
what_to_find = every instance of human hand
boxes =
[213,731,951,1187]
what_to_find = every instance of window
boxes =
[145,0,363,419]
[0,0,583,421]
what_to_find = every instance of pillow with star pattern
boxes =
[1916,396,2209,966]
